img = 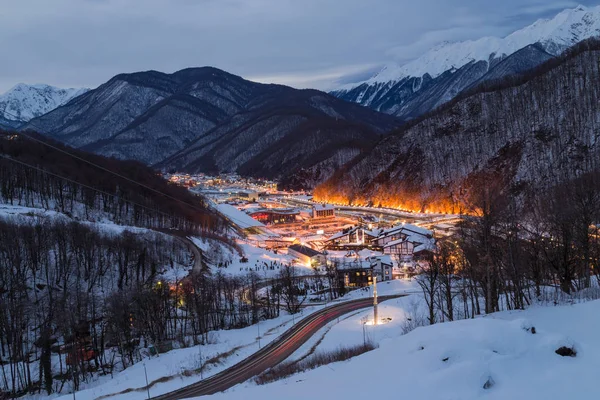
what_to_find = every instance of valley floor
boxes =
[7,202,597,400]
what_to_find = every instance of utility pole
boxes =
[143,362,151,399]
[257,318,261,349]
[373,275,378,325]
[198,345,204,379]
[71,344,77,400]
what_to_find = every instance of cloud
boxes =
[0,0,597,92]
[248,63,382,91]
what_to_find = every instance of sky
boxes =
[0,0,595,92]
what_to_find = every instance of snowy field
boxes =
[205,294,600,400]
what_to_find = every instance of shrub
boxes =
[255,342,377,385]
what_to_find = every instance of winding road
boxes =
[152,294,403,399]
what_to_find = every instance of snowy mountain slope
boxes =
[467,43,554,87]
[316,40,600,213]
[333,4,600,118]
[0,115,21,129]
[0,83,88,124]
[367,4,599,84]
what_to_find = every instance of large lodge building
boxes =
[247,208,300,224]
[325,223,436,269]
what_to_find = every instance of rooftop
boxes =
[249,208,300,215]
[313,204,335,211]
[289,244,323,258]
[215,204,266,229]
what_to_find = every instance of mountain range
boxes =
[0,83,88,127]
[23,68,399,187]
[7,4,600,194]
[332,5,600,119]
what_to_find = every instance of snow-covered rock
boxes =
[0,83,88,124]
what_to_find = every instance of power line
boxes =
[3,109,209,215]
[0,153,179,221]
[2,113,250,229]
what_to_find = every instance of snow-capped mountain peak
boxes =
[0,83,89,123]
[363,4,600,84]
[332,5,600,121]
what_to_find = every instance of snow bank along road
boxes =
[152,295,404,399]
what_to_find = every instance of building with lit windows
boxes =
[312,204,335,218]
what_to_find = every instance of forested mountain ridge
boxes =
[156,87,397,188]
[0,129,220,231]
[23,68,399,188]
[315,39,600,213]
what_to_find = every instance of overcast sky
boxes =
[0,0,594,92]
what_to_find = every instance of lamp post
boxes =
[373,275,378,325]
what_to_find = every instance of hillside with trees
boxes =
[315,39,600,215]
[0,131,285,397]
[0,130,219,232]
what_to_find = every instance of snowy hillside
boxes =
[208,297,600,400]
[333,5,600,118]
[42,278,600,400]
[0,83,88,123]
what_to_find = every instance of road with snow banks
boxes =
[152,295,403,399]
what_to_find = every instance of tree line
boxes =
[415,170,600,326]
[0,216,315,397]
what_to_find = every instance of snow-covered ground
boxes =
[0,203,152,234]
[190,236,314,278]
[205,293,600,400]
[27,274,600,400]
[47,313,300,400]
[38,281,416,400]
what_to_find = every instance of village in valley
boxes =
[167,172,460,290]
